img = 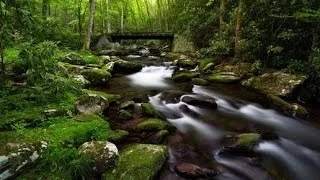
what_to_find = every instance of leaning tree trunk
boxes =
[220,0,226,30]
[234,0,244,62]
[84,0,96,50]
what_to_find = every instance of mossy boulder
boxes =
[73,75,90,87]
[76,94,108,115]
[102,62,115,73]
[113,60,143,74]
[199,58,214,70]
[79,141,119,174]
[223,133,260,155]
[192,78,209,86]
[109,130,129,142]
[103,144,168,180]
[164,52,181,61]
[81,68,112,86]
[241,71,307,98]
[82,89,121,102]
[141,103,162,118]
[202,62,215,73]
[147,130,169,144]
[118,110,133,121]
[58,62,85,74]
[213,63,252,77]
[172,71,199,82]
[119,101,135,110]
[0,141,48,180]
[206,72,241,83]
[137,118,173,132]
[266,94,309,118]
[177,59,197,69]
[61,52,86,65]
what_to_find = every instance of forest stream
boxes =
[99,55,320,180]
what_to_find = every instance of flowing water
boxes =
[106,58,320,180]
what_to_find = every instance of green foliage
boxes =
[1,113,118,179]
[251,60,262,75]
[18,41,81,99]
[19,41,58,83]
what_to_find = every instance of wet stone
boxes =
[175,161,218,178]
[181,96,217,109]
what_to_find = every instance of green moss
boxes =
[1,114,117,179]
[149,130,169,144]
[113,60,143,74]
[82,89,121,102]
[21,147,92,179]
[109,130,129,142]
[81,68,112,86]
[74,114,103,122]
[236,133,260,149]
[199,58,214,70]
[103,144,168,180]
[192,78,209,86]
[266,94,309,118]
[141,103,161,118]
[0,108,43,130]
[78,51,101,65]
[119,110,133,120]
[164,52,181,61]
[172,71,199,82]
[206,72,241,83]
[137,118,172,132]
[56,49,101,65]
[0,91,77,131]
[60,52,86,65]
[177,59,197,68]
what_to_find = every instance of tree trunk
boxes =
[157,0,163,30]
[234,0,244,61]
[136,0,145,28]
[310,24,320,62]
[220,0,226,29]
[144,0,153,31]
[106,0,111,33]
[84,0,96,50]
[78,0,83,43]
[121,1,124,33]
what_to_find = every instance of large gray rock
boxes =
[76,93,109,115]
[0,141,47,180]
[112,59,143,74]
[95,35,111,50]
[181,96,217,109]
[79,141,119,174]
[241,71,307,98]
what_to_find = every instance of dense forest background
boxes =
[1,0,320,99]
[1,1,320,179]
[1,0,320,74]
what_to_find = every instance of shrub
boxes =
[18,41,81,101]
